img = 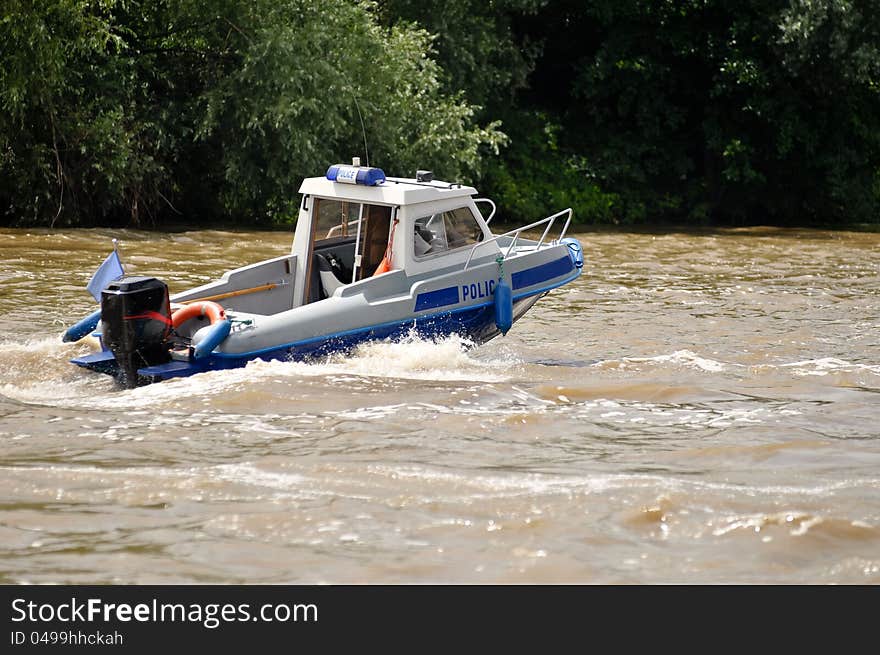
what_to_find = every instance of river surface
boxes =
[0,226,878,584]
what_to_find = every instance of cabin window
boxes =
[412,207,483,258]
[314,198,361,243]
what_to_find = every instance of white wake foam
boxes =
[608,350,727,372]
[0,332,517,410]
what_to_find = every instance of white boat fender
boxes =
[172,301,232,360]
[493,256,513,335]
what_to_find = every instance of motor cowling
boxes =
[101,276,172,388]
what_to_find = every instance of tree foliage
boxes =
[0,0,502,226]
[198,0,504,220]
[378,0,542,117]
[499,0,880,225]
[1,0,878,227]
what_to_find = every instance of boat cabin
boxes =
[292,162,499,307]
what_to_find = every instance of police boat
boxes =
[64,161,584,387]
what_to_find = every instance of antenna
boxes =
[340,71,371,167]
[351,93,370,167]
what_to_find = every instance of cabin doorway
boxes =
[357,204,392,280]
[305,199,393,304]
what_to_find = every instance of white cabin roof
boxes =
[298,175,477,207]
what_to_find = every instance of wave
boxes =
[594,350,727,373]
[710,511,880,541]
[778,357,880,377]
[0,331,517,410]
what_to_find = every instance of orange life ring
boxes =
[171,301,226,329]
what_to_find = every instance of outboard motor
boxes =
[101,276,172,388]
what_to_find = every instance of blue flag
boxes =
[86,249,125,301]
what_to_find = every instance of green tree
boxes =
[0,0,148,225]
[378,0,542,117]
[378,0,623,225]
[521,0,880,225]
[197,0,505,221]
[0,0,503,226]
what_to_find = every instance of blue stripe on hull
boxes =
[414,286,459,311]
[511,255,572,290]
[416,255,573,312]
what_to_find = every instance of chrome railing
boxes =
[474,198,497,224]
[464,207,573,270]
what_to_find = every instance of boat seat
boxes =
[314,252,347,298]
[414,225,434,256]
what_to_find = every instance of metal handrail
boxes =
[463,207,573,270]
[474,198,497,224]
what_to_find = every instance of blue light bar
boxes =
[326,164,386,186]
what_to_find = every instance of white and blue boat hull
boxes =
[71,242,581,383]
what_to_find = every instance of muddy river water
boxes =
[0,226,878,583]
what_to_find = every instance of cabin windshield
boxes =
[413,206,484,259]
[306,198,392,303]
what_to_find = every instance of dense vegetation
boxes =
[2,0,879,227]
